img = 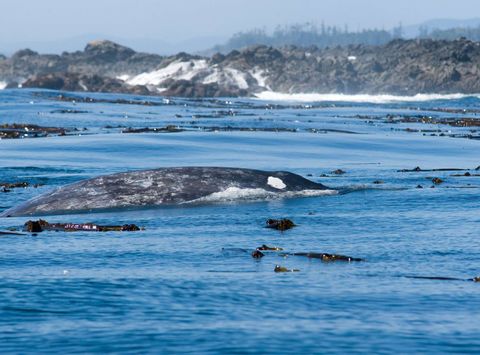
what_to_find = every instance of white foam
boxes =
[226,68,249,89]
[78,81,88,91]
[249,68,269,88]
[255,91,480,104]
[116,74,130,81]
[126,59,209,86]
[267,176,286,189]
[186,187,337,204]
[0,81,7,90]
[203,68,249,89]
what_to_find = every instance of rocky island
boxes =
[1,38,479,97]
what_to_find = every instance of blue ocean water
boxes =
[1,89,480,353]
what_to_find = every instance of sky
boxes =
[1,0,480,53]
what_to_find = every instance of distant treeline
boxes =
[211,23,403,53]
[419,25,480,41]
[210,23,480,53]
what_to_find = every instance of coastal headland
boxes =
[1,38,479,97]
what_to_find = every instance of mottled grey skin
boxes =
[0,167,329,217]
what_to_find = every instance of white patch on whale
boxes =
[267,176,286,189]
[186,187,337,204]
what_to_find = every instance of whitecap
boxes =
[254,91,480,104]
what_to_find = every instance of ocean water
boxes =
[0,89,480,353]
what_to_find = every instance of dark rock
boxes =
[22,72,150,95]
[83,40,135,62]
[432,177,444,185]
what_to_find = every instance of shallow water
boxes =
[1,89,480,353]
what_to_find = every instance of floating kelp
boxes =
[274,265,300,273]
[0,231,27,236]
[451,172,480,177]
[256,244,284,251]
[284,252,364,262]
[398,166,466,172]
[122,125,184,133]
[331,169,346,175]
[405,275,480,282]
[251,250,265,259]
[24,219,141,233]
[1,182,43,193]
[0,124,68,139]
[431,177,444,185]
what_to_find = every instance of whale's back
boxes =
[0,167,330,217]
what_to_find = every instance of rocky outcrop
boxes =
[21,72,150,95]
[2,38,480,97]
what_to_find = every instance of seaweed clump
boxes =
[256,244,283,251]
[251,250,265,259]
[0,124,67,139]
[24,220,141,233]
[266,219,296,231]
[274,265,300,273]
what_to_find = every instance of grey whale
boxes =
[0,167,332,217]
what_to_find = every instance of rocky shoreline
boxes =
[1,38,480,97]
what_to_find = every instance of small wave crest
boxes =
[0,81,7,90]
[185,187,338,204]
[255,91,480,104]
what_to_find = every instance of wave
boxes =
[185,187,338,204]
[0,81,7,90]
[254,91,480,104]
